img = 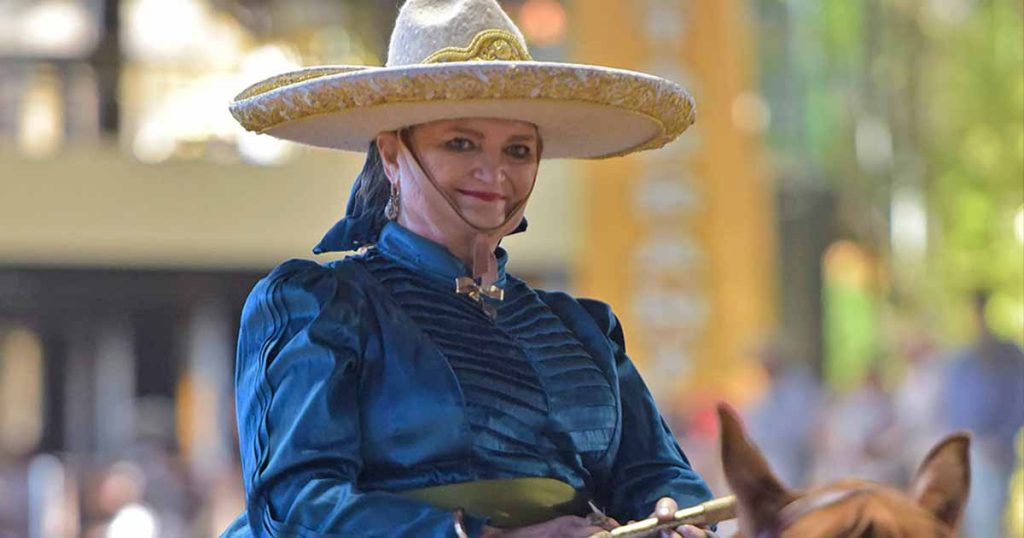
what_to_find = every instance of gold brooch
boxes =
[455,276,504,319]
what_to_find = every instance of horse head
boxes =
[717,403,970,537]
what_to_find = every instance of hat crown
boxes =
[386,0,532,66]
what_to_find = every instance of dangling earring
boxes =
[385,181,400,221]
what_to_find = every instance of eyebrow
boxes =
[506,133,538,143]
[447,126,537,143]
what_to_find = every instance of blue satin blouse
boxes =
[223,222,712,537]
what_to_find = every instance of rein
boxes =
[758,486,877,538]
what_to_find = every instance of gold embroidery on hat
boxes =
[234,67,363,101]
[230,64,695,158]
[422,29,532,64]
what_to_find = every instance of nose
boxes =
[472,150,505,185]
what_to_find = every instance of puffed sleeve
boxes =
[578,299,714,524]
[230,259,488,537]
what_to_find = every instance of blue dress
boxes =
[223,221,712,537]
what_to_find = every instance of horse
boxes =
[716,403,970,537]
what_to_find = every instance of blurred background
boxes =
[0,0,1021,536]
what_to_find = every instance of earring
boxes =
[385,181,400,221]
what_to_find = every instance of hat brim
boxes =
[229,61,695,159]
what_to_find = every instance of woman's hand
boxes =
[648,497,718,538]
[481,514,618,538]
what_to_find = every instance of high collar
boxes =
[374,221,508,287]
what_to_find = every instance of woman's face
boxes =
[377,118,540,237]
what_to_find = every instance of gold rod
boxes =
[588,496,736,538]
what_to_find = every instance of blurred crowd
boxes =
[0,406,244,537]
[703,291,1024,538]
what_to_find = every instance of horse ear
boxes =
[910,433,971,529]
[717,403,794,532]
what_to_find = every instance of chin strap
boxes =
[396,127,543,290]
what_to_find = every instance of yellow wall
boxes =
[570,0,644,312]
[571,0,776,407]
[685,0,777,402]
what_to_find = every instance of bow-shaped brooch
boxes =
[455,276,504,319]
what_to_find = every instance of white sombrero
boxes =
[229,0,696,159]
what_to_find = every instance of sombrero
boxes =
[229,0,695,159]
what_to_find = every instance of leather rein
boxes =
[757,486,878,538]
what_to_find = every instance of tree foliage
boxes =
[757,0,1023,376]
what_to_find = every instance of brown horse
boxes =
[717,403,970,537]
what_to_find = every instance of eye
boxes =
[506,144,533,160]
[445,137,476,152]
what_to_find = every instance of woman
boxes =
[223,1,716,536]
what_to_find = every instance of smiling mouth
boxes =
[457,189,506,202]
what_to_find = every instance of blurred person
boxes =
[127,439,192,538]
[744,337,822,487]
[5,449,81,537]
[892,330,946,479]
[23,453,79,538]
[812,364,903,485]
[130,397,194,537]
[0,452,29,538]
[221,1,717,537]
[203,464,245,536]
[943,290,1024,537]
[82,461,149,538]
